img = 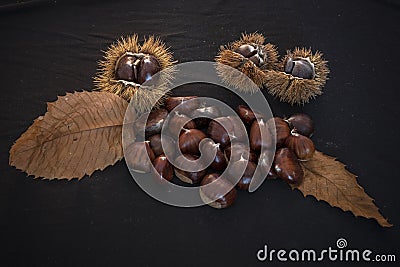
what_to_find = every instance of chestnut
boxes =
[224,143,258,163]
[286,113,314,137]
[268,117,290,148]
[285,132,315,161]
[250,119,273,152]
[125,141,155,173]
[174,154,206,184]
[166,111,196,137]
[190,106,221,128]
[137,55,161,84]
[179,129,207,155]
[284,57,315,79]
[199,139,227,171]
[148,134,176,157]
[115,54,137,82]
[135,108,168,138]
[208,116,246,148]
[165,96,199,114]
[152,154,173,182]
[236,105,264,125]
[274,148,304,184]
[200,173,237,209]
[235,44,257,58]
[258,149,275,174]
[227,157,257,190]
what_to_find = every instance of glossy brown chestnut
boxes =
[258,149,275,174]
[174,154,206,184]
[166,111,196,137]
[224,143,258,163]
[190,106,221,128]
[148,134,176,157]
[135,108,168,138]
[115,54,136,81]
[178,129,207,155]
[250,119,273,152]
[125,141,155,173]
[235,44,257,58]
[284,57,315,79]
[286,113,314,137]
[137,55,161,84]
[227,158,257,190]
[207,116,246,148]
[165,96,199,114]
[285,132,315,160]
[274,148,304,184]
[200,173,237,209]
[236,105,258,125]
[199,139,227,171]
[152,154,173,182]
[268,117,290,148]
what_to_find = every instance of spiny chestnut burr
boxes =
[250,119,273,152]
[284,57,315,79]
[285,132,315,161]
[174,154,206,184]
[190,106,221,128]
[199,139,227,171]
[152,154,173,182]
[274,148,304,185]
[227,157,257,190]
[166,111,196,137]
[179,129,207,155]
[135,108,168,138]
[268,117,290,148]
[224,143,258,163]
[125,141,155,173]
[286,113,314,137]
[137,55,161,84]
[148,134,176,157]
[200,173,237,209]
[165,96,199,115]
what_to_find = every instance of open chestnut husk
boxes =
[152,154,173,182]
[286,113,314,137]
[285,132,315,161]
[174,154,206,184]
[94,35,175,112]
[274,148,304,185]
[264,47,329,105]
[199,173,237,209]
[179,129,207,155]
[125,141,155,173]
[215,32,279,91]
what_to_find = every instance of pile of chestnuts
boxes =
[125,96,316,209]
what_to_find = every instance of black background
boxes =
[0,0,399,266]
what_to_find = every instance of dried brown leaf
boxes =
[292,151,392,227]
[9,91,128,180]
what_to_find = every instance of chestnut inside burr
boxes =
[234,44,265,67]
[284,57,315,79]
[115,52,161,84]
